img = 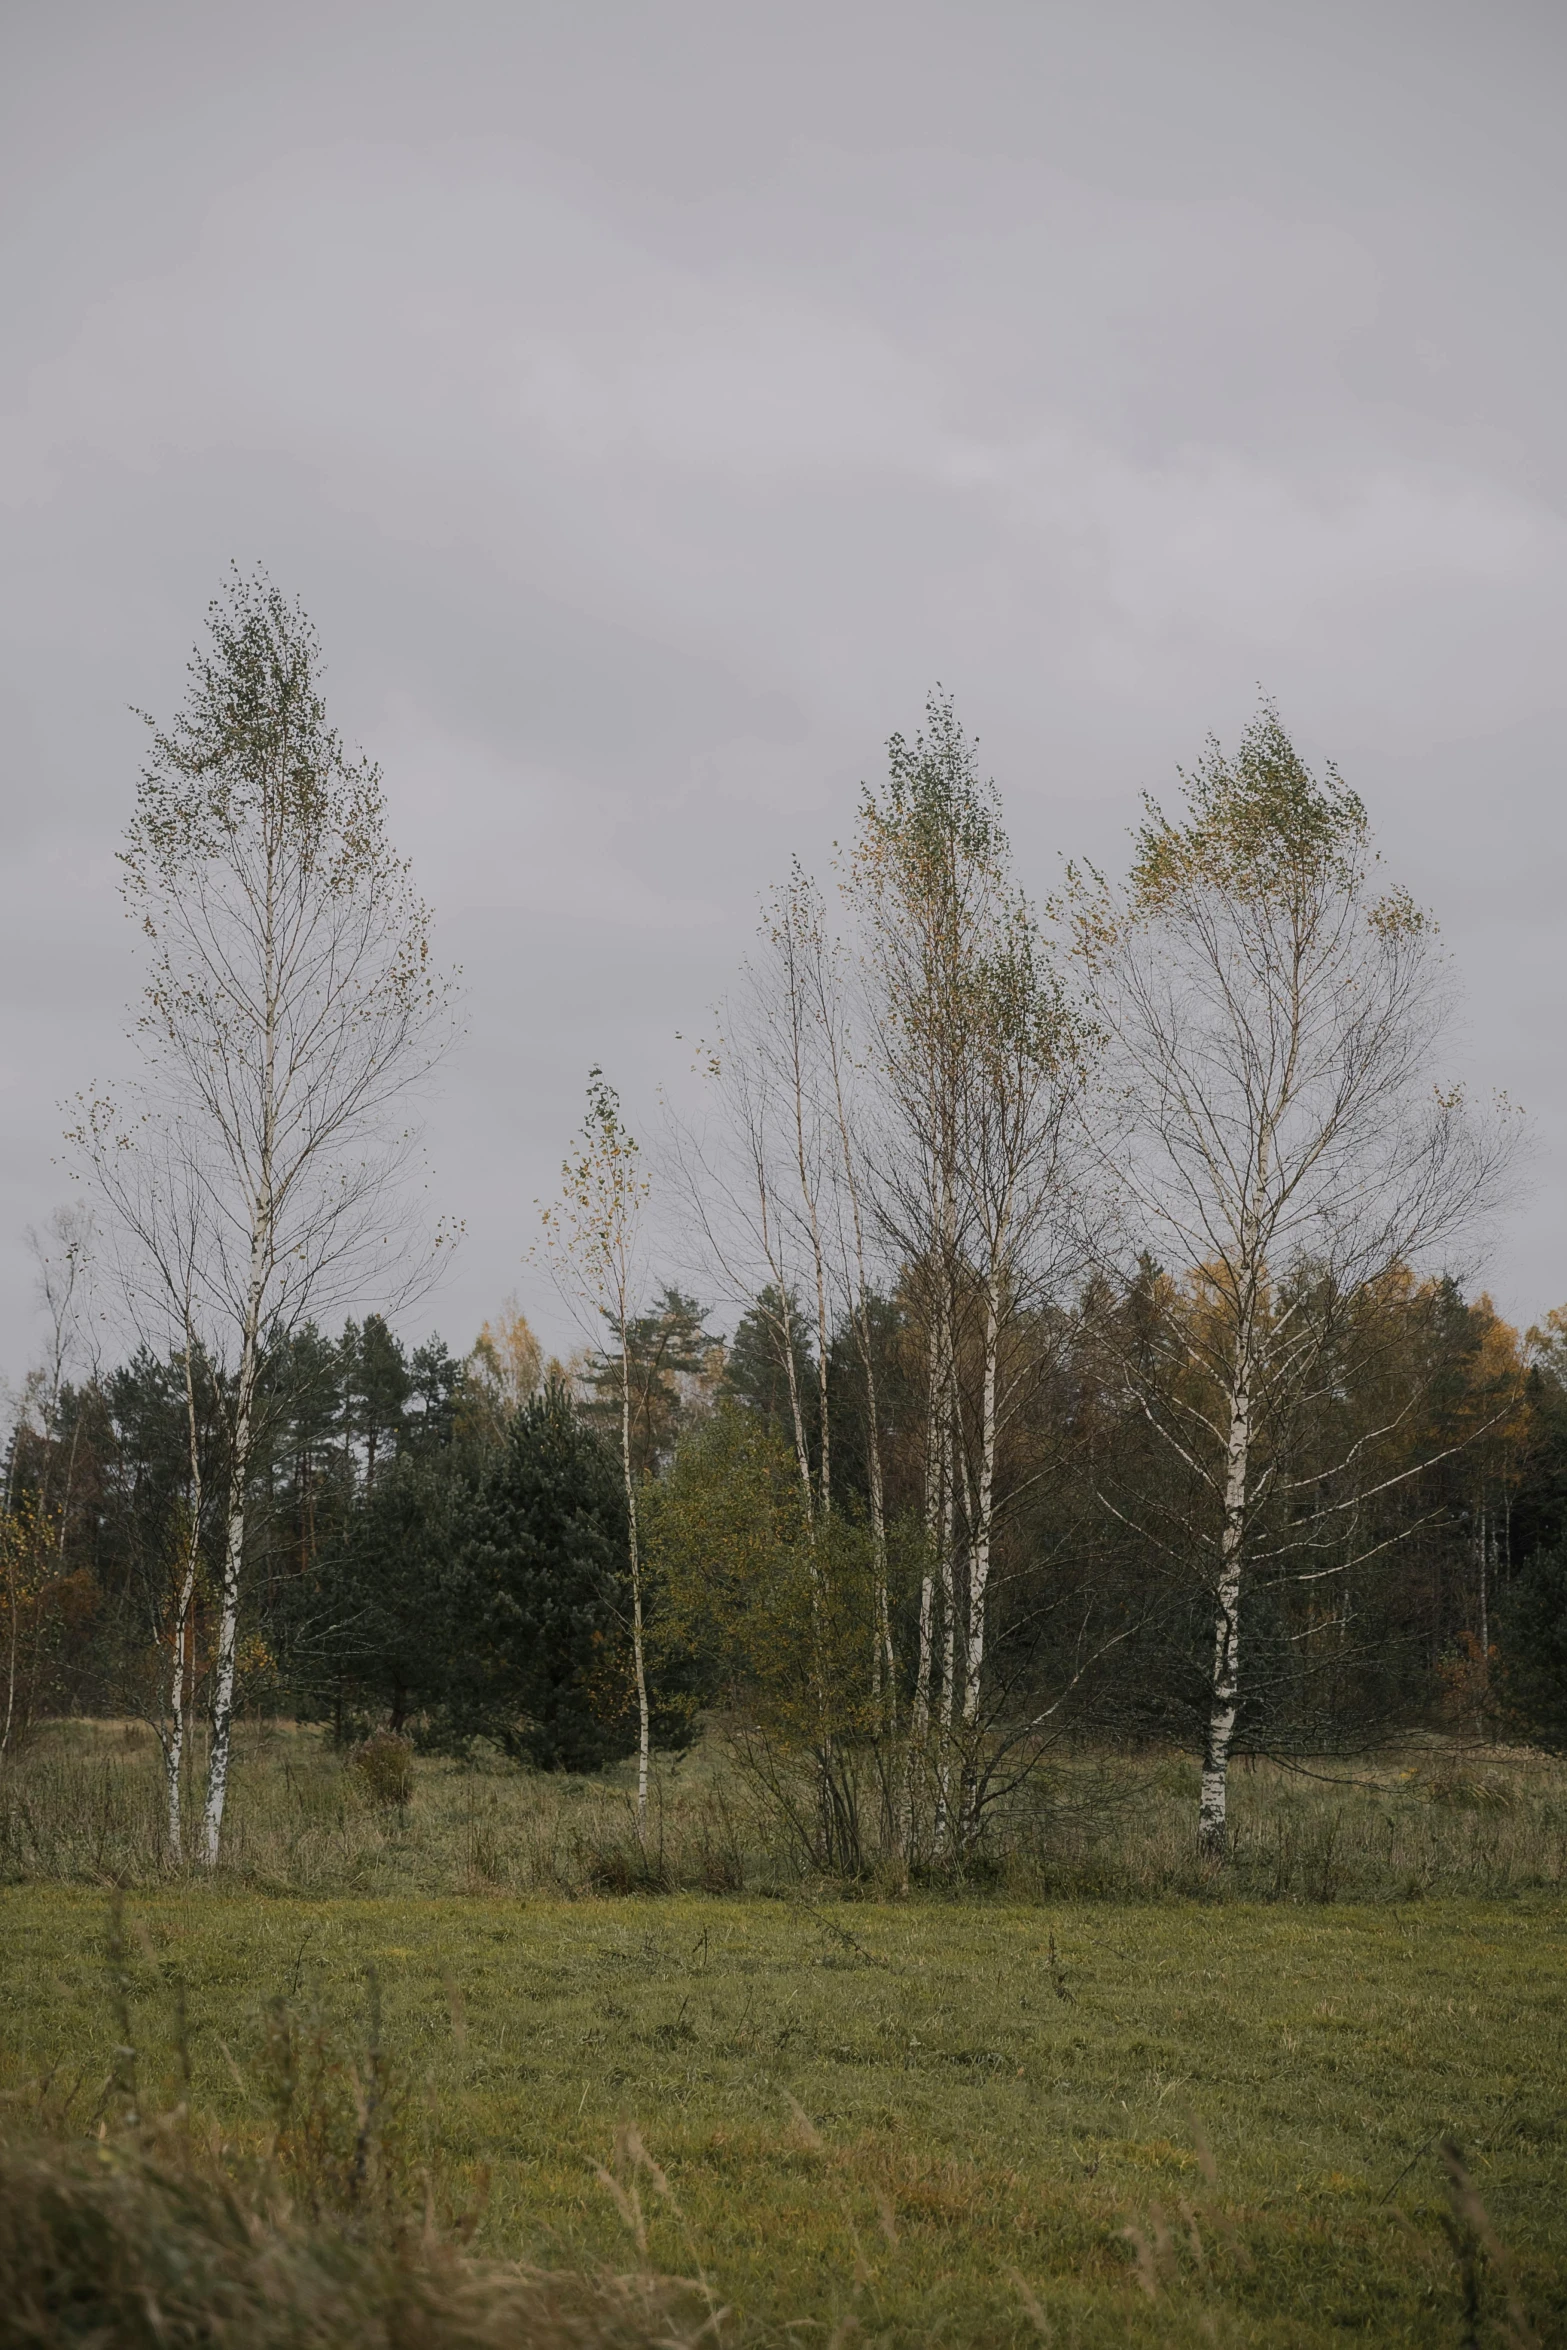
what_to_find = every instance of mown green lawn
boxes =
[4,1886,1564,2346]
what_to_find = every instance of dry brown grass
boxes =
[0,2132,713,2350]
[3,1717,1566,1904]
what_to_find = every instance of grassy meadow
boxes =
[2,1726,1566,2343]
[5,1879,1565,2345]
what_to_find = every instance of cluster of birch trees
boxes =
[556,698,1508,1868]
[9,572,1514,1870]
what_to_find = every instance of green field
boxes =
[5,1882,1564,2346]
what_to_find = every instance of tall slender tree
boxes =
[539,1069,655,1827]
[1069,706,1507,1858]
[851,695,1087,1847]
[77,568,453,1864]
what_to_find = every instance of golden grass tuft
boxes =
[0,2127,713,2350]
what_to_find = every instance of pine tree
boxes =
[445,1384,634,1770]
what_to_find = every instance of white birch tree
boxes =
[850,696,1088,1850]
[77,568,453,1866]
[1069,706,1507,1859]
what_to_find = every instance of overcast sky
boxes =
[2,0,1563,1381]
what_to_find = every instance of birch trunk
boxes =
[165,1345,204,1865]
[202,941,276,1869]
[165,1544,199,1863]
[956,1272,1003,1846]
[963,1276,1001,1731]
[937,1387,957,1738]
[1198,1368,1251,1860]
[933,1356,958,1849]
[621,1329,650,1829]
[911,1305,943,1743]
[164,1594,190,1863]
[202,1326,259,1866]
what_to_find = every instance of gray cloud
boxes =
[2,0,1563,1373]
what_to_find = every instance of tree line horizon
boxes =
[6,566,1565,1880]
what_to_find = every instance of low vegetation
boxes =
[0,2130,696,2350]
[4,1720,1566,1907]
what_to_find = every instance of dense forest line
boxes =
[4,571,1563,1879]
[6,1258,1567,1873]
